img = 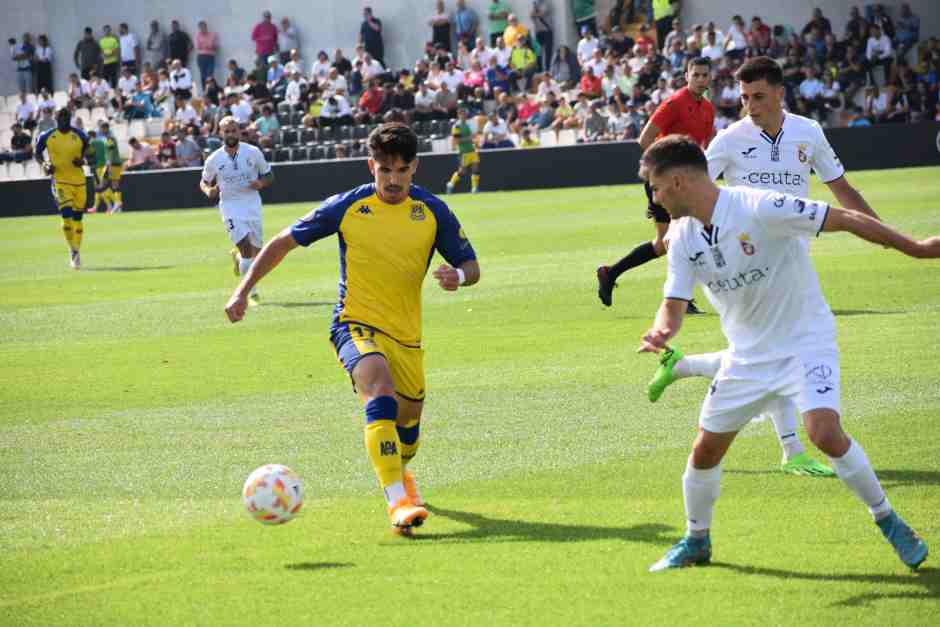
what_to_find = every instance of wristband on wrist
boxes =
[456,268,466,285]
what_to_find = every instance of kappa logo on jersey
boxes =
[797,144,808,163]
[357,205,372,215]
[741,146,758,158]
[410,204,426,221]
[738,233,756,256]
[706,267,769,294]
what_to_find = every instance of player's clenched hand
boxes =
[637,328,671,354]
[225,293,249,323]
[248,179,265,190]
[205,184,219,200]
[432,264,460,291]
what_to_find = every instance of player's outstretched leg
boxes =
[597,241,659,307]
[446,168,463,194]
[647,348,727,402]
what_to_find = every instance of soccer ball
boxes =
[242,464,304,525]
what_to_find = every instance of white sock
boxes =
[383,481,407,506]
[768,397,805,461]
[683,457,721,535]
[674,351,724,380]
[829,440,892,521]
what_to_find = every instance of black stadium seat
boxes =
[289,147,309,161]
[281,129,299,146]
[301,128,318,145]
[319,127,335,143]
[274,148,290,163]
[290,111,304,127]
[353,125,369,140]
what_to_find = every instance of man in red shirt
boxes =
[357,79,387,124]
[251,11,278,68]
[596,57,714,309]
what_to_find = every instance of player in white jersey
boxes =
[637,135,935,572]
[647,57,882,478]
[200,117,274,305]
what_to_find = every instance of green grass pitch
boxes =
[1,166,939,625]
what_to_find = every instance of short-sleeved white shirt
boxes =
[201,142,271,220]
[664,186,830,364]
[120,33,138,62]
[705,112,844,344]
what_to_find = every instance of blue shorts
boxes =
[330,322,425,401]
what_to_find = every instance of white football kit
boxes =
[664,186,832,432]
[201,142,272,247]
[704,112,846,415]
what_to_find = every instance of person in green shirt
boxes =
[446,108,480,194]
[571,0,596,37]
[488,0,512,46]
[653,0,680,50]
[509,36,538,91]
[99,24,121,88]
[98,121,125,213]
[88,130,112,213]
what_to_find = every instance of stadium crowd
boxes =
[3,1,940,168]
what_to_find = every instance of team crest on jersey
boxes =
[410,204,426,221]
[739,233,756,256]
[797,144,808,163]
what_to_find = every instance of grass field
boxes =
[2,166,939,626]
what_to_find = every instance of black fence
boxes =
[4,122,939,218]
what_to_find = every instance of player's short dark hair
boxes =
[640,134,708,179]
[686,56,711,72]
[735,56,784,85]
[368,123,418,163]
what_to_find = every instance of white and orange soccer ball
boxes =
[242,464,304,525]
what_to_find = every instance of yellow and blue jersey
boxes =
[290,183,476,346]
[35,126,89,186]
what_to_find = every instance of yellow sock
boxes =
[61,217,74,249]
[72,216,84,250]
[471,174,480,190]
[397,418,421,465]
[365,420,403,489]
[449,172,461,186]
[93,192,102,210]
[113,190,122,205]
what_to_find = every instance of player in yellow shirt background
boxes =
[225,123,481,536]
[446,107,480,194]
[98,121,125,213]
[35,108,93,269]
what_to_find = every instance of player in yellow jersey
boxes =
[225,123,481,536]
[35,108,93,269]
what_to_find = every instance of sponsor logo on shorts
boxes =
[706,268,769,294]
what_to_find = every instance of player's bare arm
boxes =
[225,228,299,322]
[248,171,275,191]
[638,297,687,354]
[822,207,940,258]
[825,176,880,221]
[200,178,219,201]
[638,121,661,150]
[432,259,480,291]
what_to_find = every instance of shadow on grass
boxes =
[83,265,176,272]
[407,505,675,546]
[711,562,939,607]
[284,562,354,572]
[266,301,335,308]
[831,309,906,317]
[724,468,940,488]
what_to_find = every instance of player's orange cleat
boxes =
[388,497,428,536]
[402,469,424,506]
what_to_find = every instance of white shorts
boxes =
[797,344,841,415]
[700,356,803,433]
[223,216,263,248]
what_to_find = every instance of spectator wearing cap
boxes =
[455,0,479,48]
[429,1,452,52]
[360,7,385,66]
[145,21,168,70]
[278,17,300,64]
[195,20,220,88]
[168,20,193,67]
[252,11,278,68]
[266,55,285,90]
[577,26,598,66]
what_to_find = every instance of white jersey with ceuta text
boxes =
[705,112,845,347]
[664,186,830,365]
[201,142,271,221]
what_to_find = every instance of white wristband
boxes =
[456,268,466,286]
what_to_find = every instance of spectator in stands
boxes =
[10,34,35,94]
[581,100,608,143]
[584,47,606,81]
[869,5,895,41]
[509,37,538,92]
[484,55,511,95]
[251,104,280,148]
[797,65,826,120]
[277,17,300,64]
[119,23,140,75]
[550,44,579,89]
[634,24,657,58]
[455,0,479,48]
[97,25,120,87]
[895,4,920,63]
[460,59,485,97]
[285,71,306,108]
[204,75,222,107]
[125,137,158,171]
[650,76,672,106]
[528,93,555,130]
[266,55,285,91]
[503,14,529,49]
[226,59,246,88]
[168,20,193,67]
[577,25,598,66]
[36,87,55,114]
[4,123,33,162]
[140,61,158,92]
[153,68,173,107]
[701,31,722,63]
[116,65,139,111]
[35,105,55,134]
[863,84,889,123]
[74,28,101,81]
[169,59,193,100]
[433,80,458,117]
[440,60,465,94]
[360,7,385,66]
[607,101,635,139]
[146,21,168,70]
[32,34,53,93]
[306,50,328,84]
[802,7,832,38]
[320,93,354,127]
[429,1,452,52]
[487,0,511,47]
[14,92,38,132]
[322,66,348,96]
[844,6,868,46]
[866,23,893,85]
[250,12,277,68]
[662,18,683,54]
[723,15,748,61]
[530,0,553,72]
[174,95,200,129]
[157,131,178,167]
[361,52,386,82]
[883,85,910,123]
[175,127,203,166]
[355,79,385,123]
[195,20,219,88]
[481,110,512,148]
[412,82,436,121]
[332,48,352,77]
[470,37,491,67]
